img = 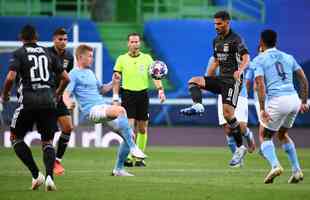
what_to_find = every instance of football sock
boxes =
[13,141,39,179]
[261,140,280,168]
[136,132,147,152]
[227,118,243,147]
[243,128,254,143]
[282,142,301,172]
[43,143,56,180]
[189,83,202,103]
[114,115,136,149]
[226,135,237,153]
[56,132,71,160]
[115,142,130,170]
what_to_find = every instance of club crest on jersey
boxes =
[223,43,229,52]
[63,59,69,69]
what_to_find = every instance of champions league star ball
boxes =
[149,60,168,80]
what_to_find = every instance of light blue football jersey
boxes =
[253,48,301,98]
[205,56,247,98]
[66,67,106,118]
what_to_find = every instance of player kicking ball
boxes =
[63,44,146,176]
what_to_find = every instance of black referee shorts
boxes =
[121,89,149,121]
[10,106,57,141]
[203,76,242,108]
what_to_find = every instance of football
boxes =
[149,60,168,80]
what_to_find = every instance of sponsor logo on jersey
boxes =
[63,59,69,69]
[223,43,229,52]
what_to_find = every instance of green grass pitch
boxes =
[0,147,309,200]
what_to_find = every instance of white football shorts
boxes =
[218,95,248,125]
[260,94,301,131]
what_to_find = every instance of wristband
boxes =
[112,94,120,102]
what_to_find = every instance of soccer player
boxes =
[112,32,166,167]
[254,29,309,184]
[47,28,74,176]
[63,44,146,176]
[180,11,250,167]
[205,57,256,167]
[0,25,70,191]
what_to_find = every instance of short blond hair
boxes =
[75,44,93,60]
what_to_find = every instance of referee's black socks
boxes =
[189,83,202,104]
[13,141,39,179]
[227,117,243,147]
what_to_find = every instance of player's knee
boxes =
[277,132,288,142]
[223,111,233,121]
[137,126,147,134]
[263,128,276,140]
[188,77,203,88]
[115,106,127,117]
[62,125,73,133]
[223,124,231,136]
[276,127,287,141]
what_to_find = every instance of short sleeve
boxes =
[8,51,21,72]
[253,57,264,78]
[291,55,301,71]
[66,70,77,94]
[114,56,123,72]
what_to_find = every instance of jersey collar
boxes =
[264,47,277,54]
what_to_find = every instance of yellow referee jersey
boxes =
[114,52,154,91]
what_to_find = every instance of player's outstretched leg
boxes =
[180,82,205,116]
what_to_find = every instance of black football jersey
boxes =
[9,43,64,109]
[213,30,248,78]
[47,46,73,87]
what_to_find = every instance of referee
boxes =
[112,32,166,167]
